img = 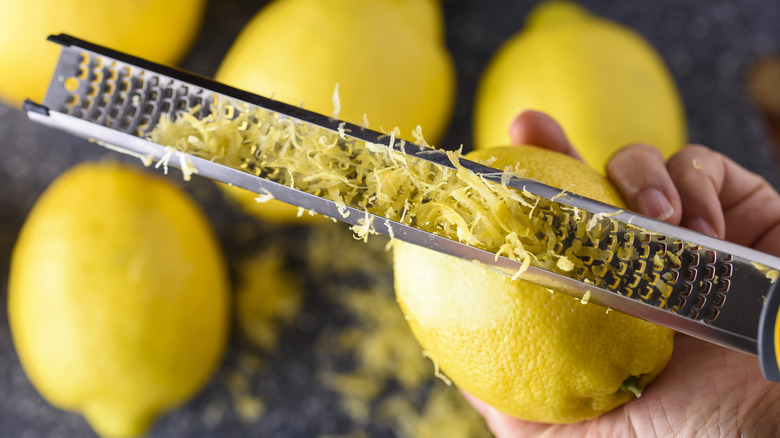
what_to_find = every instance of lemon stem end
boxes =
[619,375,644,398]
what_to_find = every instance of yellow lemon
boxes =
[0,0,206,107]
[394,146,674,423]
[473,0,686,173]
[215,0,455,223]
[9,162,229,437]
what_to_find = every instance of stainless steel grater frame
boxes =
[23,35,780,370]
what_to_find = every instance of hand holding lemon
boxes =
[454,112,780,436]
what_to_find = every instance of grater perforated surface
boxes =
[28,34,780,355]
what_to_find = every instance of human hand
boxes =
[462,110,780,437]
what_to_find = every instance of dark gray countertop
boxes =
[2,1,779,437]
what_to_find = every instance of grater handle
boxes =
[759,280,780,381]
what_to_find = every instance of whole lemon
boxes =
[0,0,206,107]
[8,162,229,437]
[394,146,674,423]
[215,0,455,223]
[473,0,686,173]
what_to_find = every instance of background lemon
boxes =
[473,0,686,173]
[8,162,229,437]
[0,0,206,107]
[394,145,674,423]
[214,0,456,223]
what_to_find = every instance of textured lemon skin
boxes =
[9,162,229,437]
[394,146,674,423]
[214,0,455,223]
[474,0,686,173]
[0,0,206,107]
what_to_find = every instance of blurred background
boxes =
[1,0,779,436]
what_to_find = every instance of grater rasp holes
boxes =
[545,209,735,324]
[57,49,214,137]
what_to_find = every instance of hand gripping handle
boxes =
[759,280,780,381]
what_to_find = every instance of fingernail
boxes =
[636,188,674,221]
[689,217,718,238]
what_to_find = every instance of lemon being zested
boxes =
[394,146,674,423]
[8,162,229,437]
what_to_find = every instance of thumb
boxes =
[508,111,583,161]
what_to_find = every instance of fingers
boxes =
[508,110,584,161]
[607,144,683,224]
[667,145,780,252]
[665,145,727,238]
[509,111,780,253]
[609,143,780,252]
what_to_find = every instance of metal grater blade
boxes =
[518,193,771,355]
[25,34,780,357]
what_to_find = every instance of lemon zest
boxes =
[147,99,678,299]
[752,261,780,283]
[254,189,274,203]
[422,351,452,386]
